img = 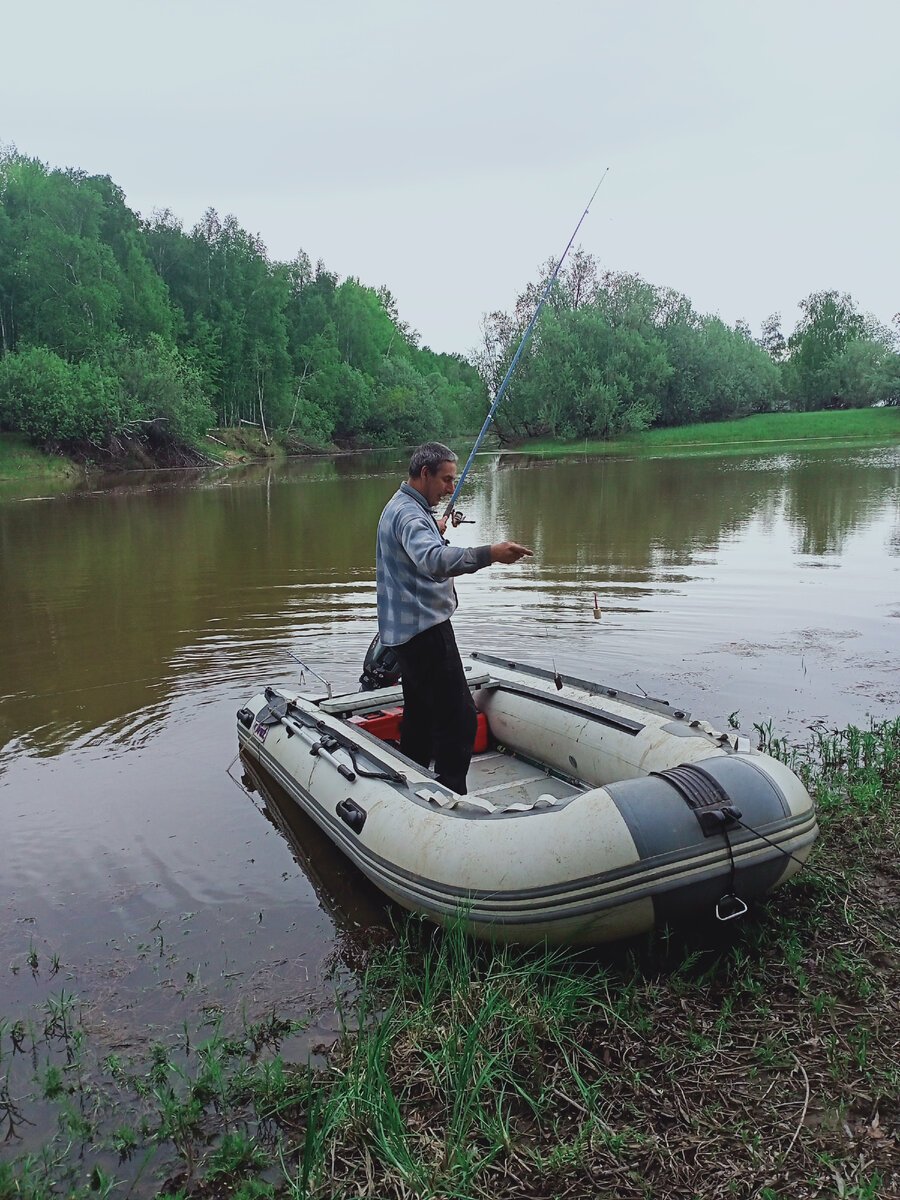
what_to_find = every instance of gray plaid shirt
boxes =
[376,483,491,647]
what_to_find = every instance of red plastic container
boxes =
[349,707,488,753]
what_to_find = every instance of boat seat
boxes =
[318,668,493,715]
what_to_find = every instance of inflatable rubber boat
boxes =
[236,651,818,945]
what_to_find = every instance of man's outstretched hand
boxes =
[491,541,534,564]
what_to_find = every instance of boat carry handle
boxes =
[336,798,367,833]
[652,763,743,837]
[716,893,749,922]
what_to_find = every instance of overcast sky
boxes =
[4,0,898,355]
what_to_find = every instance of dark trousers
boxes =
[393,621,478,794]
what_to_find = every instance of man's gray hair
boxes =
[408,442,457,478]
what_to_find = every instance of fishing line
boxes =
[443,170,609,519]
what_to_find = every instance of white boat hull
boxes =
[236,652,818,945]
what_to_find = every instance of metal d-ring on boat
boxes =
[236,651,818,946]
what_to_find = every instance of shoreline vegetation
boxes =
[517,407,900,458]
[2,146,898,496]
[1,408,897,488]
[3,719,899,1199]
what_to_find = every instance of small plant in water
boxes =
[206,1130,269,1180]
[41,1064,65,1100]
[111,1123,139,1160]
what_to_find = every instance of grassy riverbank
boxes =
[2,408,897,486]
[0,428,322,484]
[0,433,84,480]
[521,407,900,458]
[3,719,899,1199]
[199,427,332,466]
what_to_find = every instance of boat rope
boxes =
[730,811,900,939]
[730,815,814,874]
[443,170,609,518]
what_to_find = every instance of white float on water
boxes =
[236,651,818,945]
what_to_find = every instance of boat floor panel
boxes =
[467,749,585,810]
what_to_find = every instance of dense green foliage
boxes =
[782,291,900,411]
[479,253,900,441]
[0,148,485,455]
[1,146,897,457]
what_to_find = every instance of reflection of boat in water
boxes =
[240,753,391,937]
[237,652,818,946]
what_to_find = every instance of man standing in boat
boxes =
[376,442,532,794]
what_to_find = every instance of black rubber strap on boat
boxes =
[653,763,742,837]
[341,741,407,783]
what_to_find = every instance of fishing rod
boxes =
[443,169,609,523]
[359,175,610,691]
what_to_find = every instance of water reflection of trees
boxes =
[781,456,900,557]
[490,451,898,568]
[1,449,895,757]
[0,464,395,756]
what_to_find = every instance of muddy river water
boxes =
[1,444,898,1048]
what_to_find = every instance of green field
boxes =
[521,407,900,458]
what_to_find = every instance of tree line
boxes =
[1,146,897,459]
[0,147,485,457]
[477,250,900,442]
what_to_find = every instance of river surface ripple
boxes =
[1,444,898,1045]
